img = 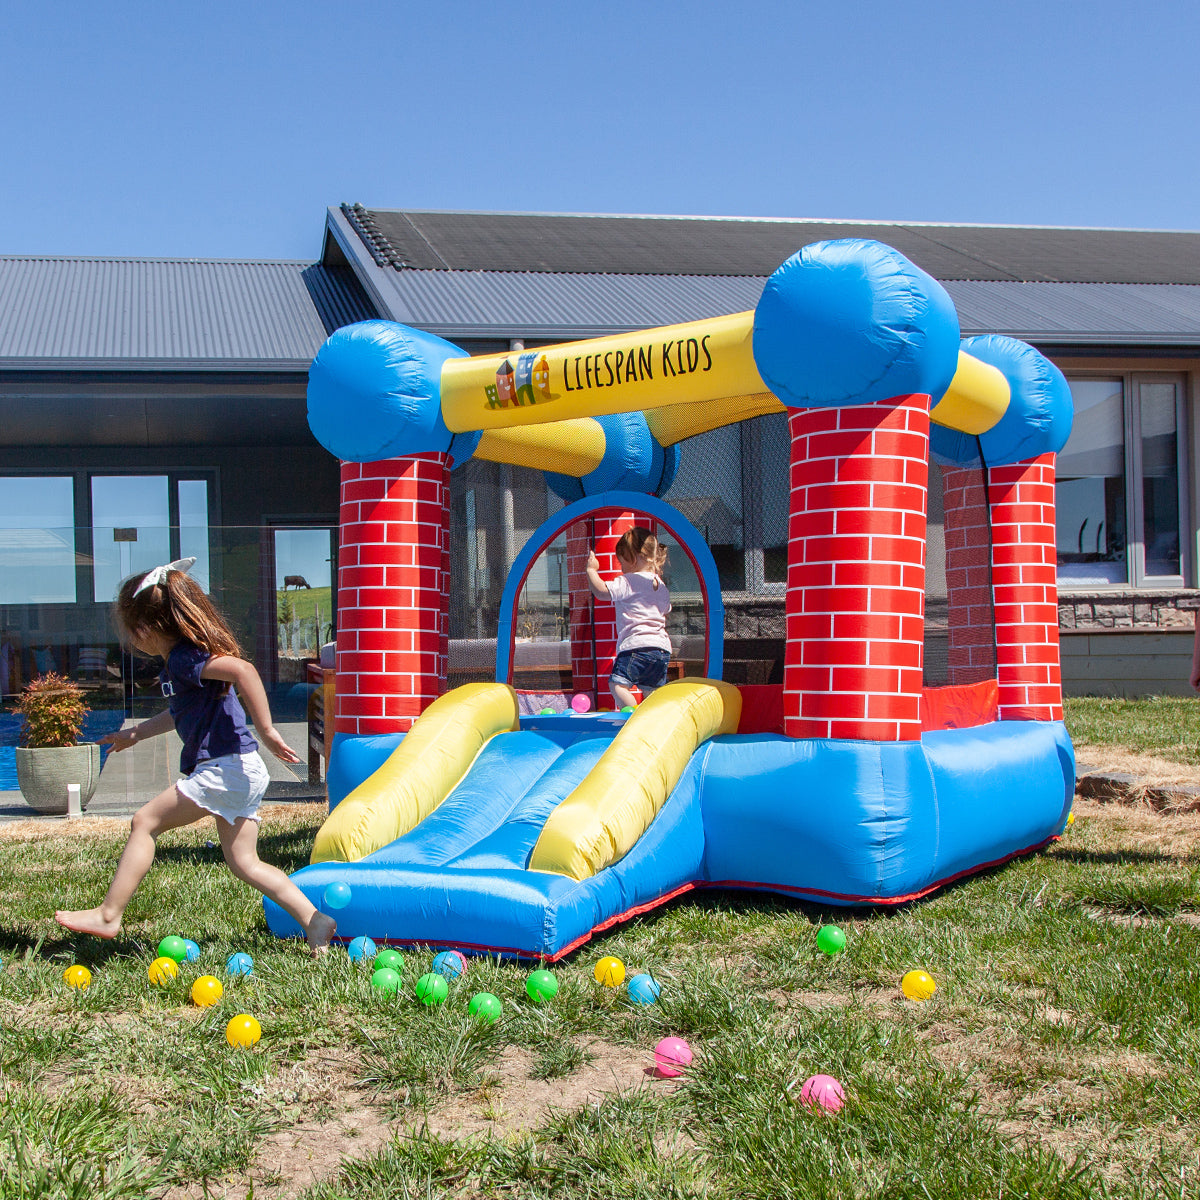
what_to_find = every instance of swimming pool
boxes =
[0,711,125,790]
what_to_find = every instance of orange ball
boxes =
[225,1013,262,1048]
[63,964,92,990]
[191,974,224,1007]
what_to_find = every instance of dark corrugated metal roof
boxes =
[342,205,1200,284]
[0,257,376,368]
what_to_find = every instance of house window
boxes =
[0,476,77,604]
[1055,374,1185,587]
[91,475,212,602]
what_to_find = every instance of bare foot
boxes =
[305,911,336,955]
[55,908,121,939]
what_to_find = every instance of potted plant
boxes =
[13,672,102,815]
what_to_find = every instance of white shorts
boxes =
[176,751,270,825]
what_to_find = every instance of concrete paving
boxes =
[0,720,324,823]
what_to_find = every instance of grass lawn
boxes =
[1,791,1198,1199]
[1064,696,1200,769]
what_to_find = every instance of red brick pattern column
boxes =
[335,452,450,736]
[988,453,1062,721]
[567,511,637,710]
[784,395,930,741]
[942,466,996,685]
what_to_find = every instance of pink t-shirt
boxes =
[606,571,672,655]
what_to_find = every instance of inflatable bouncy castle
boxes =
[264,239,1075,959]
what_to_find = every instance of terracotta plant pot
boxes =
[14,744,102,815]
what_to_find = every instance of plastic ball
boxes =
[468,992,503,1023]
[225,1014,262,1048]
[63,965,92,990]
[415,972,449,1006]
[191,975,224,1007]
[570,693,592,713]
[324,882,352,910]
[432,950,467,980]
[148,956,179,986]
[1067,810,1075,826]
[817,925,846,955]
[371,966,402,994]
[374,947,404,973]
[620,705,635,713]
[347,936,377,962]
[627,973,661,1005]
[593,956,625,987]
[226,952,254,976]
[901,969,937,1001]
[526,969,558,1003]
[653,1036,692,1078]
[157,935,188,963]
[182,938,201,962]
[538,707,556,715]
[799,1073,845,1113]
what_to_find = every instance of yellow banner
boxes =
[439,311,767,433]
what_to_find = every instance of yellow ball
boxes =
[63,964,92,990]
[191,974,224,1007]
[594,956,626,988]
[148,956,179,986]
[901,969,937,1001]
[1067,810,1075,826]
[225,1013,262,1048]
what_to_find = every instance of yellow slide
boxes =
[529,679,742,881]
[311,682,519,863]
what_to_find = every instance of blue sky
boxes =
[5,1,1199,260]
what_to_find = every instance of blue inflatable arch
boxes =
[495,490,726,685]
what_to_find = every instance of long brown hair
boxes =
[614,526,668,590]
[114,568,243,660]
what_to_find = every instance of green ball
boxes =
[374,948,404,973]
[415,972,449,1006]
[370,966,401,994]
[526,969,558,1003]
[620,705,635,713]
[816,925,846,955]
[468,992,503,1023]
[157,935,188,964]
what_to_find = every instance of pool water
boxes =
[0,711,125,791]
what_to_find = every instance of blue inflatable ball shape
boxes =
[324,882,352,911]
[347,936,377,963]
[432,950,466,980]
[182,939,201,962]
[627,973,661,1006]
[226,952,254,976]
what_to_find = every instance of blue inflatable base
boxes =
[265,719,1074,960]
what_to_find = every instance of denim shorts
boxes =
[610,647,670,693]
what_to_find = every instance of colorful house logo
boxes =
[487,353,555,408]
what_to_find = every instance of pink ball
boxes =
[653,1036,693,1078]
[570,693,592,713]
[799,1073,845,1114]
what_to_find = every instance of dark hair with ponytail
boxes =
[113,569,243,662]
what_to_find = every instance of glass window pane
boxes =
[662,425,745,591]
[178,480,210,592]
[758,413,790,584]
[1056,380,1127,585]
[1139,382,1181,578]
[92,476,171,602]
[0,476,77,603]
[275,528,334,659]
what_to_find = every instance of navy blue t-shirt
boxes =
[160,642,257,774]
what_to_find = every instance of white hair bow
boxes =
[133,557,197,597]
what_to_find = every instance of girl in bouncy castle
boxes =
[586,527,673,709]
[54,558,337,954]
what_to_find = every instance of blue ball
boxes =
[324,882,352,910]
[226,952,254,976]
[627,973,661,1005]
[347,936,377,962]
[182,939,201,962]
[432,950,465,980]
